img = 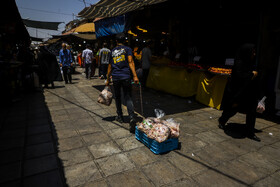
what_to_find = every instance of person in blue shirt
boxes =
[106,33,139,133]
[59,43,73,84]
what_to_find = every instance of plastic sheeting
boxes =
[196,73,228,110]
[146,65,201,98]
[94,15,128,38]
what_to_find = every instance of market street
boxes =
[1,67,280,187]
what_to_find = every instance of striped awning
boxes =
[78,0,167,19]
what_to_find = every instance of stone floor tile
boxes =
[24,155,58,177]
[253,170,280,187]
[82,179,108,187]
[27,125,51,136]
[76,125,103,135]
[82,132,111,145]
[0,149,23,165]
[177,135,208,153]
[216,160,267,185]
[23,170,64,187]
[238,152,279,174]
[106,169,153,187]
[55,129,79,140]
[115,136,143,151]
[142,160,186,186]
[126,146,159,167]
[107,128,132,140]
[25,142,55,159]
[195,131,228,144]
[192,169,246,186]
[64,161,102,187]
[96,153,135,176]
[0,162,21,183]
[26,133,53,145]
[58,137,84,152]
[88,141,121,159]
[168,151,208,177]
[194,144,237,167]
[161,177,199,187]
[59,147,92,167]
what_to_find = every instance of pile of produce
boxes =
[137,117,180,143]
[208,67,232,75]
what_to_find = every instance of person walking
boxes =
[106,33,139,133]
[38,46,62,88]
[218,43,261,142]
[82,44,94,79]
[59,43,73,84]
[99,42,111,79]
[141,41,152,87]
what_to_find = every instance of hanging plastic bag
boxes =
[98,86,113,106]
[256,96,266,114]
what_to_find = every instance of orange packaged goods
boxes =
[208,67,232,75]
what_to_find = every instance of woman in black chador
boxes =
[218,43,261,142]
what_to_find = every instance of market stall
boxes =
[146,59,231,110]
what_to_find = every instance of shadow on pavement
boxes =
[92,84,206,118]
[223,123,247,139]
[0,92,67,187]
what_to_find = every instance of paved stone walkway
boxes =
[1,67,280,187]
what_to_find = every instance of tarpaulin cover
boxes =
[146,65,201,98]
[22,19,62,30]
[196,73,228,110]
[94,14,128,38]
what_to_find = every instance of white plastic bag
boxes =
[256,96,266,114]
[154,108,165,119]
[98,86,113,106]
[163,118,180,138]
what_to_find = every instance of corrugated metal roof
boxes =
[78,0,167,19]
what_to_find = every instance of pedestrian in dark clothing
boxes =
[141,42,152,87]
[59,43,73,84]
[38,46,62,88]
[218,43,261,142]
[106,33,139,133]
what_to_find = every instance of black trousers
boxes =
[113,79,134,117]
[219,101,258,135]
[85,63,92,79]
[62,66,72,83]
[100,64,108,79]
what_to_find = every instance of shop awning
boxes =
[73,33,96,40]
[78,0,167,19]
[74,22,95,32]
[22,19,63,30]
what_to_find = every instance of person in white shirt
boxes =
[82,44,94,79]
[98,43,111,79]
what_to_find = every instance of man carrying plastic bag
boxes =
[105,33,139,133]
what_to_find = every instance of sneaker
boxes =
[129,116,136,133]
[115,115,124,123]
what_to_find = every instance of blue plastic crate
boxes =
[135,126,178,154]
